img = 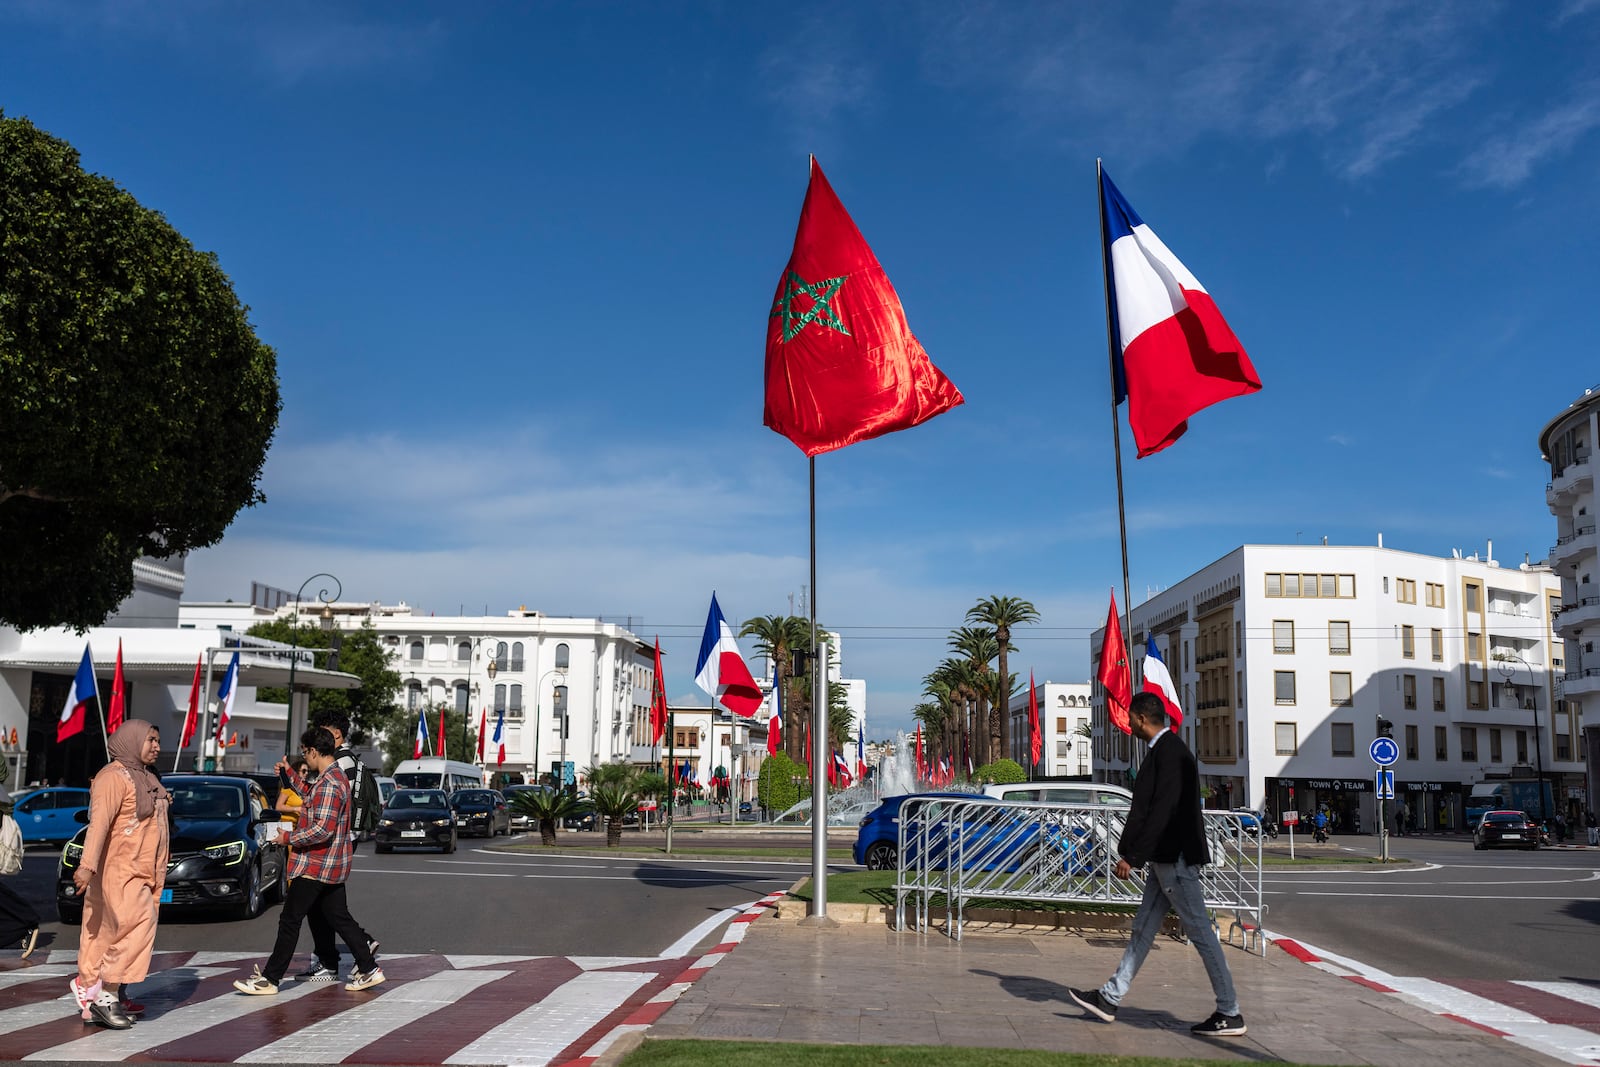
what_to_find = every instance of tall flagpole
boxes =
[1097,158,1139,777]
[806,454,831,923]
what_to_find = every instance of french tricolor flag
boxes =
[694,593,763,717]
[1142,634,1184,728]
[414,705,431,759]
[1100,166,1261,458]
[215,651,240,744]
[56,643,98,743]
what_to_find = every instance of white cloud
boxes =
[1458,89,1600,189]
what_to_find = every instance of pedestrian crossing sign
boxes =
[1376,769,1394,799]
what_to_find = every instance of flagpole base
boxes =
[797,914,840,928]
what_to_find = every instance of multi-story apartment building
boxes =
[1006,681,1093,777]
[1090,543,1569,833]
[1541,385,1600,815]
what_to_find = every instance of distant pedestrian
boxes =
[234,728,384,995]
[0,786,41,958]
[1393,807,1404,836]
[72,720,170,1029]
[1068,692,1245,1037]
[1586,810,1597,847]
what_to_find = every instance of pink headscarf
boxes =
[107,719,168,821]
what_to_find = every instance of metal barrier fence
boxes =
[893,796,1265,954]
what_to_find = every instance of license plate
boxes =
[401,830,425,838]
[160,889,173,903]
[1504,833,1521,839]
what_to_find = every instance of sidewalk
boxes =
[640,913,1568,1066]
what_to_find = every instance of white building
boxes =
[657,702,768,805]
[1006,681,1093,777]
[1541,384,1600,819]
[1090,542,1567,833]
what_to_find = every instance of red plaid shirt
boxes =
[286,764,353,883]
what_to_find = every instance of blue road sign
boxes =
[1376,769,1394,799]
[1370,736,1400,766]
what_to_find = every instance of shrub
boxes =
[972,759,1026,785]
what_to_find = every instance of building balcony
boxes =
[1555,595,1600,635]
[1562,666,1600,701]
[1547,451,1593,505]
[1549,524,1597,569]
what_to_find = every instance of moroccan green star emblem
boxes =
[770,270,851,342]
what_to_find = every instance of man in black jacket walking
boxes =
[1069,691,1245,1037]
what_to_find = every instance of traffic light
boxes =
[1376,717,1395,738]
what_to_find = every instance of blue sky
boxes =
[6,2,1599,736]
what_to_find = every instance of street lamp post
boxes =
[532,668,566,788]
[1494,651,1550,826]
[284,573,340,753]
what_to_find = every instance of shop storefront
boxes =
[1392,780,1466,834]
[1264,776,1372,835]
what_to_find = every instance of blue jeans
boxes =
[1099,857,1239,1016]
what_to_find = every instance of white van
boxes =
[982,782,1133,806]
[391,759,484,795]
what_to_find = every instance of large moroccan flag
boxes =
[1097,589,1133,735]
[764,157,964,456]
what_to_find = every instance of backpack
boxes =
[0,814,22,876]
[350,756,381,835]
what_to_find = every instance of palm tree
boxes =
[926,657,982,773]
[967,596,1040,764]
[948,627,999,765]
[509,789,580,847]
[740,614,812,762]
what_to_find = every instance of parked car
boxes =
[373,789,457,853]
[1474,810,1539,851]
[450,789,510,837]
[56,774,287,923]
[981,782,1133,806]
[853,792,997,870]
[503,784,550,831]
[11,787,91,845]
[563,800,597,831]
[375,776,397,806]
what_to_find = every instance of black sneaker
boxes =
[1068,987,1117,1023]
[295,961,338,982]
[1191,1011,1247,1036]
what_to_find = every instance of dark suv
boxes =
[57,774,288,923]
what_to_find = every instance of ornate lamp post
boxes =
[284,573,340,750]
[532,668,566,787]
[1494,650,1549,826]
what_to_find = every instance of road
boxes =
[1264,834,1600,981]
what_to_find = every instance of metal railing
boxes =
[893,797,1265,953]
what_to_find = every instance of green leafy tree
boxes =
[245,619,402,753]
[0,114,280,631]
[967,596,1040,762]
[757,751,803,816]
[972,758,1026,785]
[376,703,475,776]
[740,614,812,762]
[948,627,999,764]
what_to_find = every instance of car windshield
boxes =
[387,790,448,810]
[393,773,442,790]
[450,792,495,808]
[167,784,246,820]
[1485,812,1525,824]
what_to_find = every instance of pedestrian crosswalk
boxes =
[0,949,692,1066]
[1272,935,1600,1066]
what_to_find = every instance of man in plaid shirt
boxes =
[234,728,384,995]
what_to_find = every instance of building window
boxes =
[1056,739,1070,758]
[1274,671,1296,705]
[1489,728,1502,762]
[1425,582,1445,608]
[1329,621,1351,655]
[555,643,571,670]
[1331,672,1353,706]
[1431,628,1444,662]
[1264,573,1355,598]
[1464,582,1481,612]
[1432,676,1445,711]
[1273,620,1295,653]
[509,683,523,717]
[1331,721,1354,757]
[1558,733,1571,760]
[1516,729,1528,763]
[1266,573,1281,597]
[409,641,424,661]
[673,727,695,749]
[1466,632,1482,661]
[510,642,525,672]
[1405,724,1418,760]
[1434,725,1447,760]
[455,682,468,713]
[1467,679,1484,708]
[1397,578,1417,604]
[1275,722,1298,755]
[495,641,508,671]
[1401,625,1415,658]
[1460,726,1477,761]
[1403,674,1417,709]
[456,640,471,663]
[494,683,507,713]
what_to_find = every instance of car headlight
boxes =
[62,841,83,868]
[378,818,395,827]
[431,818,452,827]
[202,840,247,865]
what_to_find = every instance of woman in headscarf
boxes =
[71,719,169,1030]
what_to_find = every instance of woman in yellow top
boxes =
[275,760,314,856]
[72,720,170,1030]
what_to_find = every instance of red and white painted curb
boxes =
[1267,930,1600,1066]
[565,891,786,1066]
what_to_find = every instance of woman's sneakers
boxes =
[345,967,385,992]
[233,966,279,996]
[70,976,102,1022]
[88,991,134,1030]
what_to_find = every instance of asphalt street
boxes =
[1263,833,1600,981]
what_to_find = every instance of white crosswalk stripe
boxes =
[444,970,654,1067]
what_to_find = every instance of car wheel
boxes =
[57,903,82,925]
[234,861,263,921]
[864,842,897,870]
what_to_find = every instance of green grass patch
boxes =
[621,1038,1348,1067]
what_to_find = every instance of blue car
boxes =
[855,792,1107,876]
[854,792,996,870]
[11,787,91,845]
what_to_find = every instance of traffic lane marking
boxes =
[353,868,795,883]
[1272,890,1600,900]
[1268,872,1600,888]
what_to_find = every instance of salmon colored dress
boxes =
[78,763,170,985]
